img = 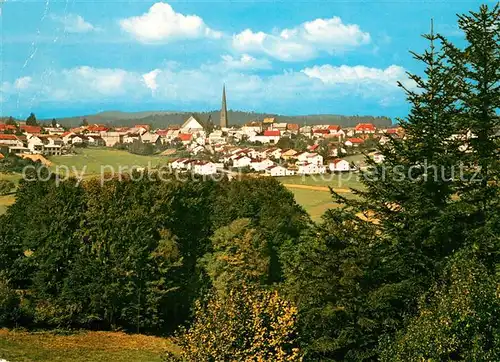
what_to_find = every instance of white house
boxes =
[233,155,252,168]
[171,158,191,170]
[180,116,204,134]
[296,152,323,166]
[306,153,323,166]
[269,148,283,159]
[297,162,326,175]
[27,136,44,154]
[266,165,287,177]
[193,161,217,175]
[329,159,350,172]
[208,130,226,145]
[123,134,140,144]
[250,158,275,172]
[100,132,125,147]
[0,134,23,147]
[87,135,105,147]
[141,133,161,144]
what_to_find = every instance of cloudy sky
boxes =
[0,0,484,119]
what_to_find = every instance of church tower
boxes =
[220,84,228,128]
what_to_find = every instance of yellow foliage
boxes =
[168,286,302,361]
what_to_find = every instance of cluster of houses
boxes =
[169,144,366,177]
[0,116,397,177]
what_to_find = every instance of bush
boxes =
[0,274,20,325]
[166,286,302,361]
[0,180,15,195]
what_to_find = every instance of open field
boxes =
[0,329,177,362]
[0,149,366,220]
[279,172,365,190]
[48,148,170,176]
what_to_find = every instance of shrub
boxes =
[166,286,302,361]
[0,180,15,195]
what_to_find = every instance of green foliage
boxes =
[0,180,15,195]
[0,173,306,335]
[5,116,18,127]
[127,140,156,155]
[213,177,310,284]
[282,4,500,361]
[381,252,500,361]
[202,219,270,294]
[166,286,303,362]
[26,112,38,126]
[0,154,42,173]
[0,273,21,325]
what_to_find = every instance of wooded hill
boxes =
[40,111,393,129]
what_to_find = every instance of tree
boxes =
[5,117,17,127]
[201,219,270,294]
[282,8,500,359]
[166,286,302,362]
[381,252,500,361]
[51,118,57,127]
[203,114,214,134]
[80,118,89,127]
[25,113,37,126]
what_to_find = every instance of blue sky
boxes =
[0,0,487,120]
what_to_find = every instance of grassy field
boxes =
[279,172,365,190]
[0,149,365,220]
[0,329,177,362]
[48,148,170,176]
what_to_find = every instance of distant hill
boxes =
[40,110,393,129]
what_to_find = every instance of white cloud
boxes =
[302,64,405,85]
[143,69,162,92]
[5,63,410,110]
[216,54,272,70]
[14,76,32,90]
[233,16,371,61]
[120,2,222,43]
[52,14,96,33]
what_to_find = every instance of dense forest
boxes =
[1,4,499,361]
[40,111,393,129]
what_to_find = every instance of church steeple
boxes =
[220,84,228,128]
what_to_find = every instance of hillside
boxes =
[40,111,393,129]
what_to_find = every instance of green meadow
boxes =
[0,148,366,221]
[49,147,170,176]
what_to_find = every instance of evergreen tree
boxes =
[51,118,57,127]
[5,117,17,127]
[25,112,37,126]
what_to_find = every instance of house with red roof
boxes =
[345,137,365,147]
[355,123,376,134]
[286,123,300,133]
[177,133,193,145]
[87,125,110,133]
[0,124,17,133]
[134,124,151,131]
[20,125,43,134]
[307,144,319,152]
[0,134,22,146]
[312,129,329,138]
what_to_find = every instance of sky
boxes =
[0,0,489,120]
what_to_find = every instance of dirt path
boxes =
[283,184,352,193]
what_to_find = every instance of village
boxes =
[0,114,402,176]
[0,86,404,177]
